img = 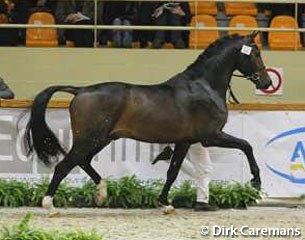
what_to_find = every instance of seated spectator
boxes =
[9,0,35,45]
[30,0,58,14]
[258,3,305,27]
[0,77,14,99]
[103,1,138,48]
[0,0,19,46]
[135,2,155,48]
[152,2,191,49]
[56,0,104,47]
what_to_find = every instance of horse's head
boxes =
[236,31,272,90]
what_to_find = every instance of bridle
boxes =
[233,63,266,81]
[229,64,266,104]
[228,66,264,104]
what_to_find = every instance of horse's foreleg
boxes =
[159,143,190,213]
[202,131,261,190]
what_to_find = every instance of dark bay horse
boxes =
[24,31,272,216]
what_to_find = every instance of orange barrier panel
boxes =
[189,1,218,16]
[224,2,258,16]
[189,14,219,49]
[268,16,302,50]
[26,12,58,47]
[229,15,262,48]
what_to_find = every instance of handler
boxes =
[153,143,219,211]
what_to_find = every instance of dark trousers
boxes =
[154,11,183,44]
[0,28,18,46]
[65,20,93,48]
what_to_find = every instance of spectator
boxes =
[135,2,155,48]
[31,0,58,14]
[9,0,35,45]
[152,1,191,49]
[103,1,138,48]
[56,0,104,47]
[0,77,14,99]
[258,3,305,27]
[0,0,19,46]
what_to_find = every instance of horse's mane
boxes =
[184,34,244,78]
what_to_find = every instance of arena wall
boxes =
[0,47,304,102]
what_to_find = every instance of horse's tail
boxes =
[24,85,79,166]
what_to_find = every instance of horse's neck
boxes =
[189,51,237,99]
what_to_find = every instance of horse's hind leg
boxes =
[42,139,110,216]
[159,143,190,213]
[42,147,81,217]
[79,147,111,206]
[80,163,107,206]
[203,131,261,190]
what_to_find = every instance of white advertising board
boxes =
[0,109,305,197]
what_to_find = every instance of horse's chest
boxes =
[190,103,228,136]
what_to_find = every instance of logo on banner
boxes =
[265,127,305,184]
[256,67,283,96]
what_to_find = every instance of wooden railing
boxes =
[1,100,305,111]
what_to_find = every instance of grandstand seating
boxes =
[189,14,219,49]
[224,2,258,16]
[228,15,262,48]
[268,15,302,50]
[26,12,58,47]
[189,1,218,16]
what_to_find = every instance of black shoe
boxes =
[173,39,185,49]
[140,41,148,48]
[152,146,173,165]
[152,39,163,49]
[194,202,219,211]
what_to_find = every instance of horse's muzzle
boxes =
[256,71,273,90]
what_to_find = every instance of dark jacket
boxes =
[56,0,104,24]
[103,1,138,25]
[0,1,6,14]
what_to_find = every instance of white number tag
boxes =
[241,45,252,55]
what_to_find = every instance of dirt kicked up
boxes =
[0,207,305,240]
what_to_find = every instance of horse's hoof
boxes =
[48,211,60,218]
[250,178,261,191]
[162,205,176,215]
[42,196,54,209]
[95,180,107,206]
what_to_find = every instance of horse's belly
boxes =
[112,115,192,143]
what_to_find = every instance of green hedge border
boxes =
[0,176,261,209]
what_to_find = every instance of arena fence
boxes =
[1,100,305,111]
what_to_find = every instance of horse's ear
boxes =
[249,31,259,40]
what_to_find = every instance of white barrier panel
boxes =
[0,108,305,197]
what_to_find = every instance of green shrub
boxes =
[0,177,261,209]
[0,180,31,207]
[209,181,261,209]
[104,176,162,208]
[0,213,104,240]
